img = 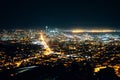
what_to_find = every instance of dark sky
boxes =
[0,0,120,29]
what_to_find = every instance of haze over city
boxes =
[0,0,120,80]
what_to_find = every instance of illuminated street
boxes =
[39,32,52,55]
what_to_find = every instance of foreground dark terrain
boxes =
[0,61,120,80]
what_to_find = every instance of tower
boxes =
[45,26,48,32]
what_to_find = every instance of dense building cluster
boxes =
[0,29,120,79]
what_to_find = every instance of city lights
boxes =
[0,29,120,79]
[72,29,115,33]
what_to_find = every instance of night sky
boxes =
[0,0,120,29]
